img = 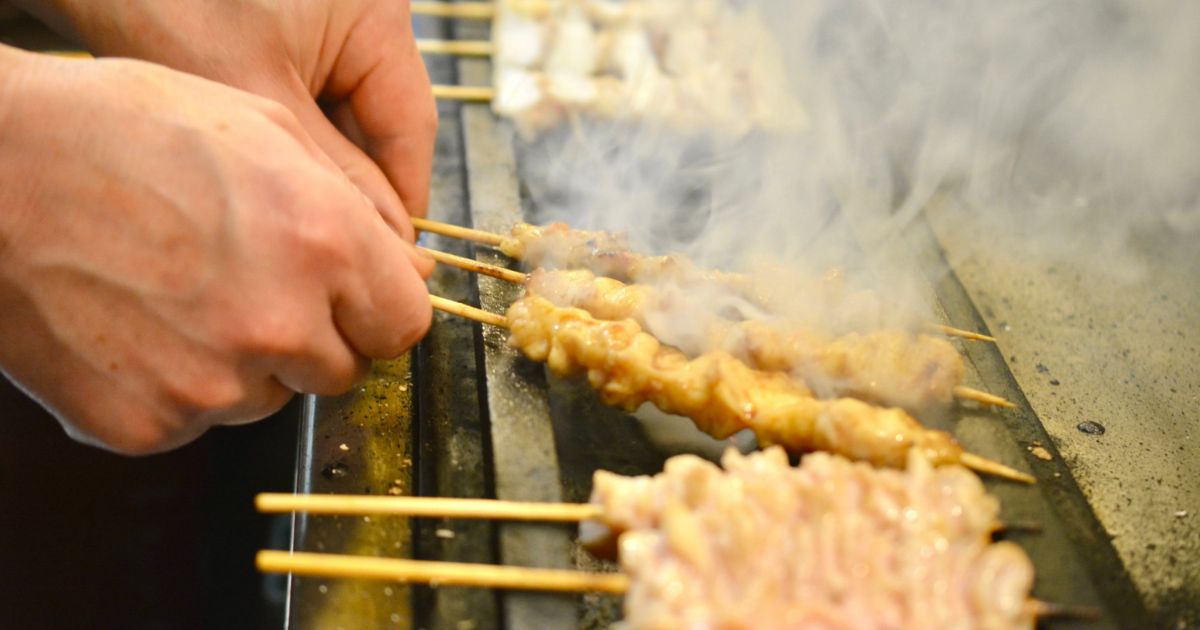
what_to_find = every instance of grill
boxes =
[280,11,1198,630]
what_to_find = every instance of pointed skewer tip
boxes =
[954,386,1017,409]
[959,452,1036,484]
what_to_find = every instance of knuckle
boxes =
[289,205,356,270]
[387,299,433,357]
[225,310,310,358]
[258,98,300,129]
[163,369,247,414]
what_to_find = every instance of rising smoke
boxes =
[516,0,1200,334]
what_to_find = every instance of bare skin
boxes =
[0,32,433,453]
[16,0,438,227]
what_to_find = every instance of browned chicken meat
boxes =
[499,223,937,335]
[587,447,1037,630]
[527,268,965,412]
[506,292,965,469]
[500,222,753,294]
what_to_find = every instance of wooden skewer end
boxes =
[431,295,510,329]
[954,386,1017,409]
[960,452,1036,484]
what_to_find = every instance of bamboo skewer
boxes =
[258,491,1038,535]
[933,324,996,343]
[257,551,629,593]
[432,84,495,102]
[422,251,1017,410]
[430,295,509,328]
[256,493,604,522]
[428,294,1032,484]
[417,39,494,57]
[258,550,1077,620]
[414,216,507,245]
[414,217,507,246]
[412,217,997,345]
[258,551,1075,621]
[411,1,497,19]
[421,247,527,283]
[959,453,1035,484]
[953,386,1018,409]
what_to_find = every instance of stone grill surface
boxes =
[284,11,1197,630]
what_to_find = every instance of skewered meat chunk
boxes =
[587,447,1036,630]
[500,223,751,293]
[490,0,806,137]
[506,293,964,468]
[527,268,965,412]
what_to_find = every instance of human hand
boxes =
[20,0,437,233]
[0,49,434,454]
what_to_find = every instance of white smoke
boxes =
[515,0,1200,334]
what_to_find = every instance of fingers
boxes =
[326,9,439,219]
[402,239,437,279]
[333,211,434,360]
[267,318,371,397]
[271,78,419,242]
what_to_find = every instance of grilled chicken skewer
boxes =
[429,294,1032,483]
[413,218,996,343]
[525,268,1013,412]
[422,248,1012,410]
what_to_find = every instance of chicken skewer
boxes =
[429,293,1033,483]
[413,217,996,343]
[254,492,1037,533]
[257,450,1091,627]
[422,247,1012,410]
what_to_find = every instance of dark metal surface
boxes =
[455,25,582,626]
[288,359,417,629]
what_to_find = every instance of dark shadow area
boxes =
[0,378,297,630]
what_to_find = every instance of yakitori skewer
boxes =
[257,491,1036,533]
[257,549,1084,621]
[422,243,1012,410]
[256,452,1085,627]
[413,217,996,344]
[428,294,1033,483]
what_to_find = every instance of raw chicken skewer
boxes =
[256,450,1094,627]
